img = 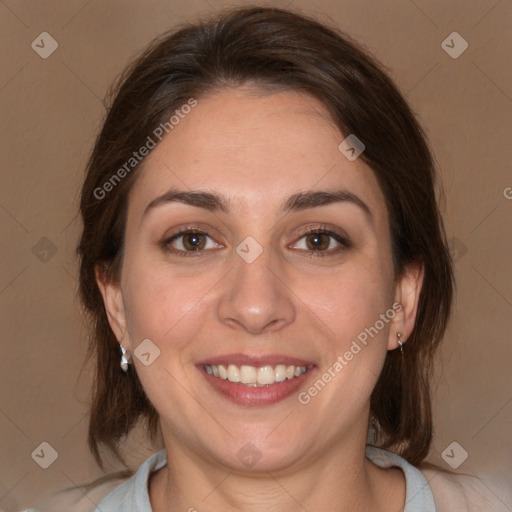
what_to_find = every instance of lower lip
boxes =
[198,366,314,406]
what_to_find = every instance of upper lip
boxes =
[196,353,315,368]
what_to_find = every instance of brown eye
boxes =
[290,228,351,257]
[304,233,331,251]
[181,232,207,251]
[162,229,220,256]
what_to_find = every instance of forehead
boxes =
[127,87,387,221]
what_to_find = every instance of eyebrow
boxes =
[283,190,372,219]
[142,188,372,220]
[143,189,230,216]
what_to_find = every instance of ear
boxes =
[95,263,130,350]
[387,261,425,351]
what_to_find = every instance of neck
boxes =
[149,436,405,512]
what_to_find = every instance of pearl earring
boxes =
[120,345,131,372]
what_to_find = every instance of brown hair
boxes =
[77,4,454,470]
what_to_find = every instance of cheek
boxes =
[296,264,393,422]
[121,260,213,350]
[300,258,394,345]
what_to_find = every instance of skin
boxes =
[97,86,424,512]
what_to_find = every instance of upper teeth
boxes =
[204,364,307,386]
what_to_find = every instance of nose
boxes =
[216,246,296,335]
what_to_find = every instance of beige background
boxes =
[1,0,511,510]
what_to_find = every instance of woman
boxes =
[25,5,509,512]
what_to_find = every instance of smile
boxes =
[204,363,308,386]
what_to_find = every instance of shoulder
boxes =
[420,466,512,512]
[21,477,129,512]
[23,451,167,512]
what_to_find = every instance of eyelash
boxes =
[161,225,351,258]
[300,228,351,258]
[161,228,218,258]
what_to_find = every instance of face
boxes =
[99,86,421,473]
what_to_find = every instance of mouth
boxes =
[196,354,316,406]
[204,363,307,386]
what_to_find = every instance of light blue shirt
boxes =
[92,445,436,511]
